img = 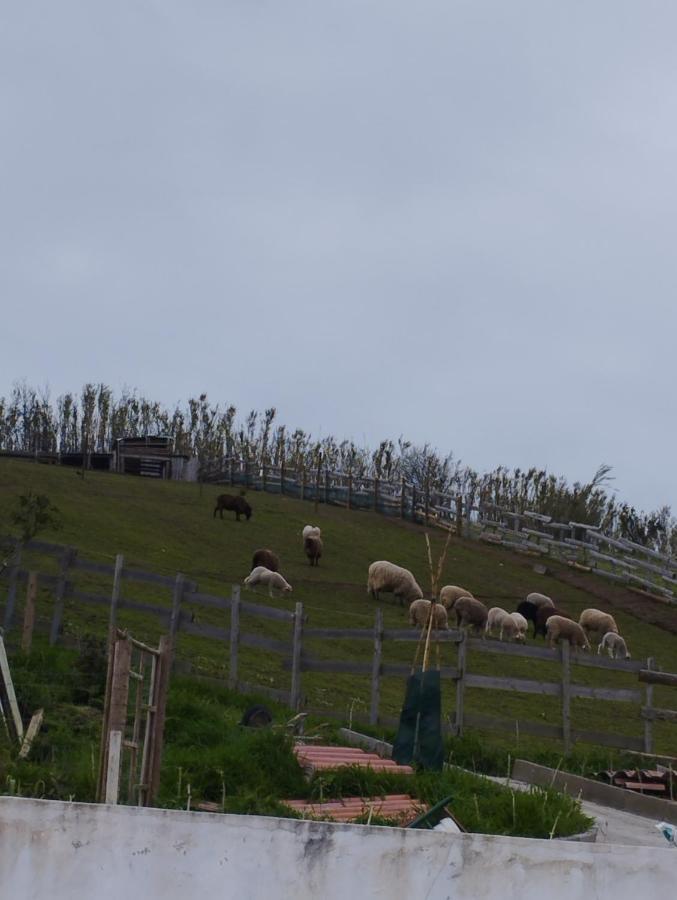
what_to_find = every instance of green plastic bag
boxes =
[392,669,444,771]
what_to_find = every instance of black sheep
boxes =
[213,493,252,521]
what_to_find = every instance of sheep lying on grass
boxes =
[485,608,526,642]
[455,596,488,634]
[545,615,590,651]
[304,535,323,567]
[526,592,554,609]
[244,566,292,597]
[579,609,619,643]
[408,599,449,630]
[367,561,423,606]
[251,548,280,572]
[439,585,474,611]
[598,631,631,659]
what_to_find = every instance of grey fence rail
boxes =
[201,457,677,601]
[1,538,671,756]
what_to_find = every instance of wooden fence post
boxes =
[147,635,172,806]
[373,478,379,513]
[105,730,122,804]
[324,469,330,505]
[424,479,430,523]
[455,632,467,736]
[108,554,124,646]
[50,546,76,646]
[228,457,234,486]
[261,462,267,492]
[644,656,654,754]
[3,544,22,632]
[98,635,132,802]
[301,465,306,502]
[347,472,353,510]
[370,608,383,726]
[229,585,241,690]
[21,572,37,654]
[400,478,406,519]
[561,640,571,752]
[280,455,285,495]
[290,602,304,711]
[455,495,463,537]
[168,573,185,662]
[411,484,417,521]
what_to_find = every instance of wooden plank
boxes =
[105,730,123,804]
[21,571,38,653]
[239,600,295,622]
[180,620,229,642]
[290,602,304,711]
[25,539,64,554]
[189,591,231,611]
[641,706,677,724]
[569,684,642,702]
[229,585,240,691]
[50,546,77,646]
[644,657,654,754]
[304,628,374,640]
[572,654,643,673]
[118,598,171,618]
[381,664,459,679]
[123,569,176,587]
[0,634,23,742]
[296,658,373,675]
[108,554,124,645]
[383,628,463,643]
[147,636,172,806]
[68,589,112,607]
[72,558,115,576]
[639,669,677,687]
[240,632,290,654]
[467,639,556,662]
[561,639,571,752]
[571,729,644,752]
[108,637,132,733]
[463,711,561,740]
[369,608,383,726]
[235,680,291,704]
[18,708,44,759]
[464,673,560,696]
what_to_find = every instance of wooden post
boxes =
[301,465,306,502]
[280,453,285,496]
[455,495,463,537]
[229,585,241,691]
[50,546,76,646]
[324,469,330,505]
[228,456,234,486]
[3,544,22,631]
[290,602,304,711]
[424,479,430,524]
[314,461,321,513]
[108,554,124,647]
[561,640,571,752]
[455,632,466,736]
[400,478,406,519]
[168,573,185,662]
[147,635,172,806]
[370,608,383,726]
[262,461,267,492]
[0,633,24,742]
[98,636,132,802]
[347,472,353,510]
[644,656,654,754]
[21,572,38,654]
[411,484,417,521]
[373,477,379,513]
[105,730,122,804]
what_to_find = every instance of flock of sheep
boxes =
[242,524,323,596]
[367,560,631,659]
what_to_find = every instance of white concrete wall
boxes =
[1,796,675,900]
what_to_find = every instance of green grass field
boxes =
[1,458,677,758]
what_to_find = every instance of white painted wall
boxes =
[1,797,675,900]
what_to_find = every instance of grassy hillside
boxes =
[1,459,677,755]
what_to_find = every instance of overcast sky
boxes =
[1,2,676,512]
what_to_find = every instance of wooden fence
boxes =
[201,457,677,601]
[0,538,667,756]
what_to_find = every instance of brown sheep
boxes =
[408,599,449,630]
[439,585,474,611]
[304,535,323,567]
[455,596,488,634]
[251,549,280,572]
[546,615,590,651]
[579,609,619,643]
[213,493,252,521]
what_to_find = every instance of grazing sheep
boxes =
[579,609,619,643]
[485,607,524,642]
[302,525,321,540]
[517,601,570,639]
[598,631,631,659]
[251,549,280,573]
[304,535,323,567]
[455,596,488,634]
[244,566,292,597]
[408,599,449,630]
[526,592,555,609]
[546,615,590,651]
[510,612,528,642]
[214,493,252,521]
[367,561,423,606]
[439,585,474,611]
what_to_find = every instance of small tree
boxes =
[1,491,62,576]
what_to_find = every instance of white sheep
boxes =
[579,608,619,642]
[439,585,474,611]
[526,592,555,609]
[302,525,321,540]
[367,561,423,606]
[546,615,590,651]
[598,632,631,659]
[509,612,528,642]
[408,599,449,630]
[485,607,524,642]
[244,566,293,597]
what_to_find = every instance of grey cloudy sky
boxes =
[2,2,676,512]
